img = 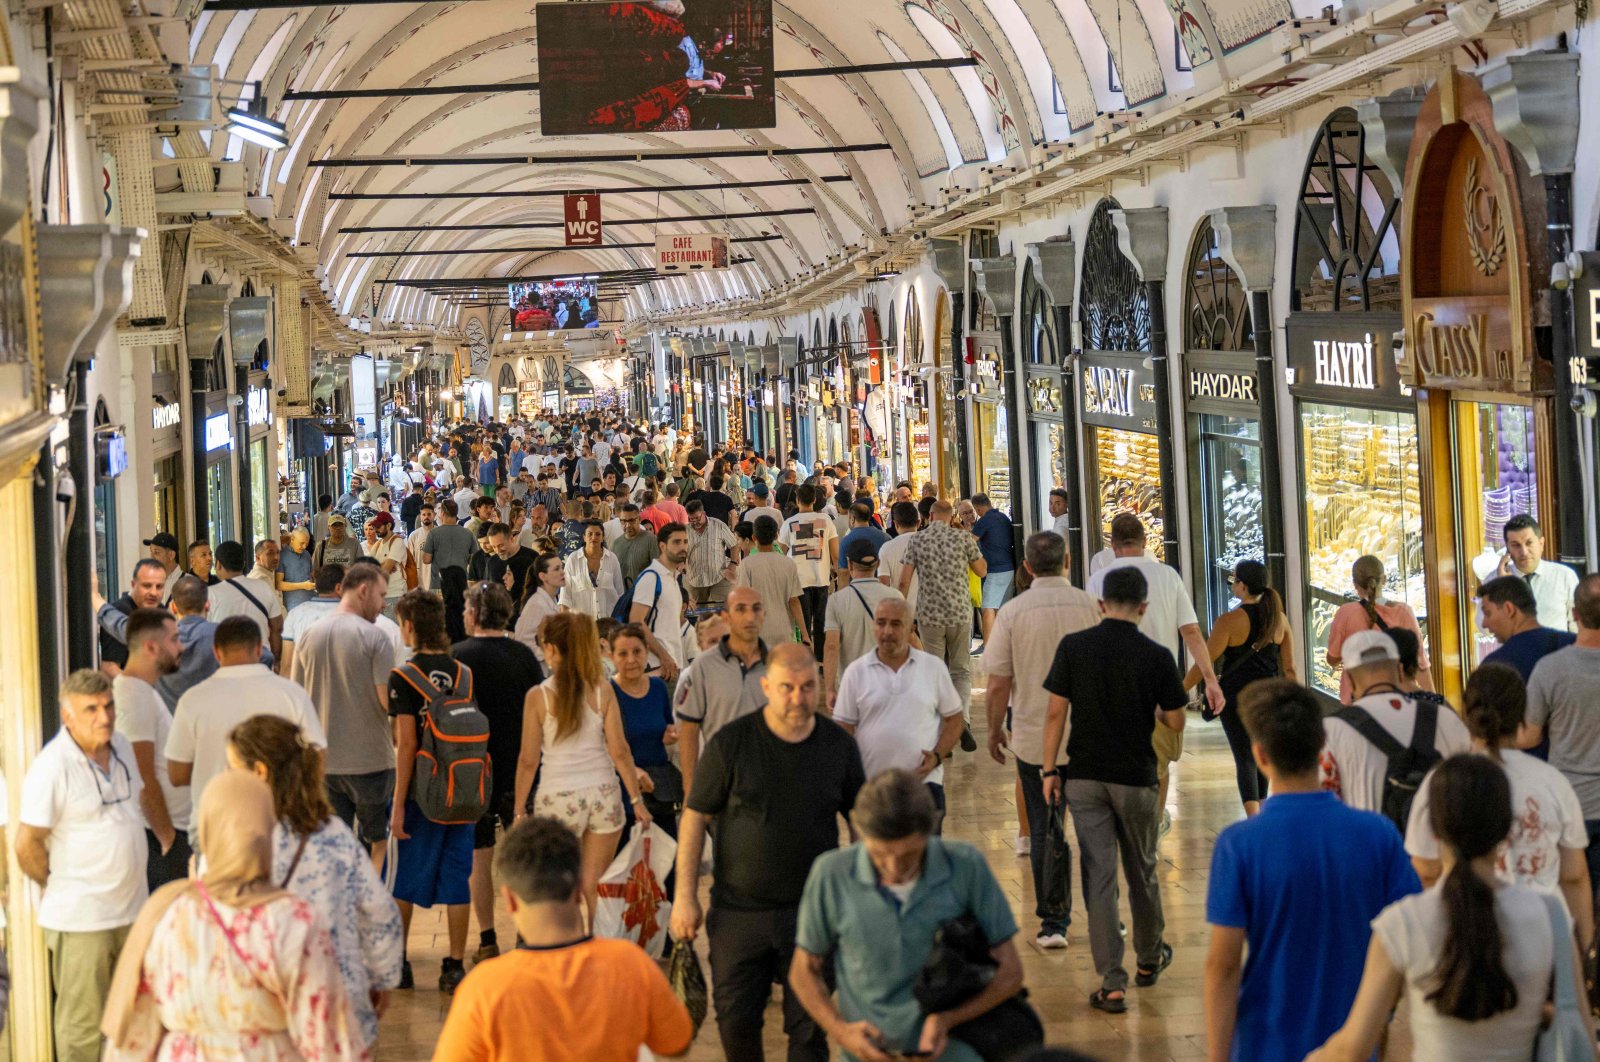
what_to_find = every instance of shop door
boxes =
[206,459,235,546]
[1196,415,1264,623]
[251,438,271,545]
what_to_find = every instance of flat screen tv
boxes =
[536,0,776,134]
[508,280,602,331]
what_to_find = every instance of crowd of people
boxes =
[9,405,1598,1061]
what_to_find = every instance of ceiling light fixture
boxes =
[226,82,288,150]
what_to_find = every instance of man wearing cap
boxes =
[1319,629,1471,814]
[362,512,409,619]
[313,513,362,570]
[742,483,784,528]
[823,537,905,708]
[143,532,183,601]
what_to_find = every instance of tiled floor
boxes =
[379,707,1416,1061]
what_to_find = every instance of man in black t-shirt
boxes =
[388,590,476,995]
[1040,566,1187,1012]
[689,476,737,526]
[451,582,544,964]
[485,524,538,603]
[669,644,864,1062]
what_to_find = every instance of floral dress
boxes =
[106,891,367,1061]
[272,819,402,1046]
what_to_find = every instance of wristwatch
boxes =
[1040,768,1058,779]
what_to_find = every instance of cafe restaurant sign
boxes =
[1399,71,1548,396]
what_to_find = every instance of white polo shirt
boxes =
[208,575,283,647]
[19,730,148,931]
[1086,554,1198,664]
[834,648,964,786]
[113,674,192,832]
[166,664,327,811]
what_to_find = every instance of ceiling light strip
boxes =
[309,144,891,168]
[337,207,815,235]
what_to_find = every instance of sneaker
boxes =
[473,942,500,965]
[397,960,414,990]
[1035,931,1068,950]
[1015,835,1031,857]
[439,958,466,995]
[960,726,977,753]
[1159,810,1172,838]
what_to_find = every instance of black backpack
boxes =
[1335,700,1441,832]
[611,567,664,625]
[395,661,492,825]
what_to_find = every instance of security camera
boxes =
[1573,391,1597,419]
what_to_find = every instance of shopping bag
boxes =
[668,938,709,1037]
[1039,797,1071,921]
[593,822,675,958]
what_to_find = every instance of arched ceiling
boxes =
[185,0,1300,330]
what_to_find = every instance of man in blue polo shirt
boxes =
[1204,679,1418,1062]
[969,493,1014,645]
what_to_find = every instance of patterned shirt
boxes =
[686,519,738,589]
[901,520,982,628]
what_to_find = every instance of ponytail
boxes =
[1352,554,1387,628]
[1423,756,1518,1021]
[1254,587,1284,651]
[1461,662,1527,762]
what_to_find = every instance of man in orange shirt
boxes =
[433,817,693,1061]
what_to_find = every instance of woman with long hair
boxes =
[1403,663,1594,944]
[1309,756,1595,1061]
[1183,560,1295,815]
[1326,554,1432,703]
[561,521,624,619]
[514,612,651,925]
[609,623,679,836]
[101,772,366,1059]
[227,716,403,1044]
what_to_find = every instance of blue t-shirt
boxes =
[836,526,889,570]
[613,677,673,768]
[477,457,499,486]
[508,450,527,477]
[1483,626,1577,680]
[971,509,1015,572]
[1205,791,1419,1062]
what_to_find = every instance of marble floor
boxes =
[377,710,1417,1061]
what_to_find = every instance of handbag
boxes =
[1537,893,1598,1062]
[912,915,1044,1062]
[1038,798,1070,921]
[644,762,684,806]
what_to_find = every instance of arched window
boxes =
[1291,108,1402,312]
[1184,216,1252,351]
[1078,199,1150,353]
[887,300,899,362]
[904,298,923,365]
[1021,264,1057,365]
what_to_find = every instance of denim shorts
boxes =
[980,570,1015,609]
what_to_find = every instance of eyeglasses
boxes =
[83,745,134,807]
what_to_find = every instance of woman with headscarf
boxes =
[101,771,367,1060]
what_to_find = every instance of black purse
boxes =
[644,762,684,806]
[912,916,1045,1062]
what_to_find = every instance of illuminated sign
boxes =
[1187,369,1259,403]
[247,386,271,428]
[152,401,181,431]
[1083,365,1135,418]
[204,412,232,452]
[1311,333,1377,390]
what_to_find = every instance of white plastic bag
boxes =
[593,822,676,958]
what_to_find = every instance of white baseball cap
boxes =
[1342,630,1399,667]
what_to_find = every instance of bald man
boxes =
[675,586,768,794]
[671,643,866,1062]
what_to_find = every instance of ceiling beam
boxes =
[282,59,980,100]
[338,207,814,235]
[330,175,850,202]
[347,234,781,258]
[309,144,891,169]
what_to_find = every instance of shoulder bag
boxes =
[1537,892,1598,1061]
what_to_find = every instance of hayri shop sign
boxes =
[1312,333,1377,390]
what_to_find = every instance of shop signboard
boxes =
[152,399,181,432]
[1184,350,1260,417]
[1025,371,1064,421]
[1573,254,1600,391]
[656,234,730,273]
[247,386,271,429]
[1079,351,1157,431]
[1284,313,1408,407]
[204,412,232,452]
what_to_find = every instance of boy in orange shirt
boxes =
[433,817,694,1061]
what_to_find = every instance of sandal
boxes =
[1135,942,1173,987]
[1089,988,1127,1014]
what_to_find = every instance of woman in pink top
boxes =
[1326,554,1433,703]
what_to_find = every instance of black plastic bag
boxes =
[1039,797,1070,921]
[914,915,996,1012]
[668,938,708,1036]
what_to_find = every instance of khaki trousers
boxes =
[45,924,130,1062]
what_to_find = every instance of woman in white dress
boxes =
[1309,755,1596,1062]
[560,521,623,619]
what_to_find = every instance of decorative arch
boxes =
[1290,108,1402,313]
[1183,215,1251,351]
[1078,198,1150,352]
[1021,261,1056,365]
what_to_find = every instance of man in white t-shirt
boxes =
[362,512,410,617]
[407,501,437,592]
[631,525,689,683]
[113,608,193,890]
[780,483,839,651]
[16,669,148,1062]
[167,616,327,848]
[207,539,284,666]
[876,502,921,614]
[1320,630,1471,816]
[834,597,965,818]
[1086,513,1223,831]
[1047,488,1072,541]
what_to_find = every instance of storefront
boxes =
[967,331,1011,515]
[518,379,541,418]
[1021,262,1067,531]
[1401,71,1557,696]
[203,405,236,545]
[497,362,517,419]
[1078,200,1168,560]
[247,380,273,544]
[150,392,185,547]
[1181,217,1270,623]
[91,399,125,594]
[1286,105,1422,700]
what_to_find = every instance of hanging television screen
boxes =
[536,0,775,135]
[508,279,603,331]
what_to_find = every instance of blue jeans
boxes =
[1017,757,1071,936]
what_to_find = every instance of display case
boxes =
[1300,403,1426,696]
[1195,414,1264,622]
[1091,426,1164,560]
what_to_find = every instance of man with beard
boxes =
[113,608,192,888]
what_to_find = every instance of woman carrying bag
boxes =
[101,772,367,1060]
[1326,554,1432,704]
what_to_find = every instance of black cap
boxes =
[844,537,881,567]
[143,532,180,551]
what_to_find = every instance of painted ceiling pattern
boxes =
[185,0,1300,328]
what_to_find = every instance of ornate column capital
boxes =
[970,255,1018,318]
[1354,89,1425,193]
[1026,237,1076,309]
[1110,207,1169,284]
[1483,50,1581,177]
[1207,206,1277,292]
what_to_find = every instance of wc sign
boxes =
[564,193,602,247]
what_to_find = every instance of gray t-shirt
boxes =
[1527,644,1600,817]
[289,611,395,776]
[422,524,476,589]
[610,530,658,587]
[824,580,905,678]
[734,550,801,646]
